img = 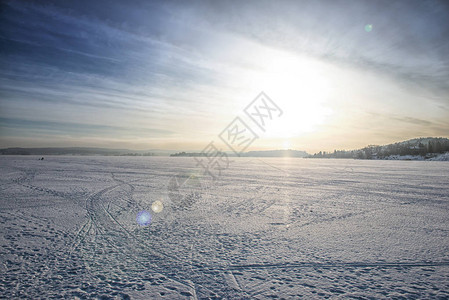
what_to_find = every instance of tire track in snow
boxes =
[104,175,244,298]
[83,175,236,298]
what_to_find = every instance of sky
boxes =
[1,0,448,153]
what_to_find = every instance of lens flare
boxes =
[151,200,164,213]
[365,24,373,32]
[136,210,152,226]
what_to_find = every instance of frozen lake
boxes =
[1,156,448,299]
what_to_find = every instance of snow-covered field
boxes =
[1,156,448,299]
[382,152,449,161]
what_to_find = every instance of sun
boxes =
[247,49,334,139]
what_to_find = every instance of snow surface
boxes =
[382,152,449,161]
[0,156,448,299]
[429,152,449,161]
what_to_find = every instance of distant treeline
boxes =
[170,149,308,157]
[309,137,449,159]
[116,153,155,156]
[0,147,155,156]
[170,152,208,157]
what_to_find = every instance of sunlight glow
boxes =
[246,49,334,138]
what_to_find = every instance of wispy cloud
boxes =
[1,0,448,150]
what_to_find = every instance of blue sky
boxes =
[1,0,448,152]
